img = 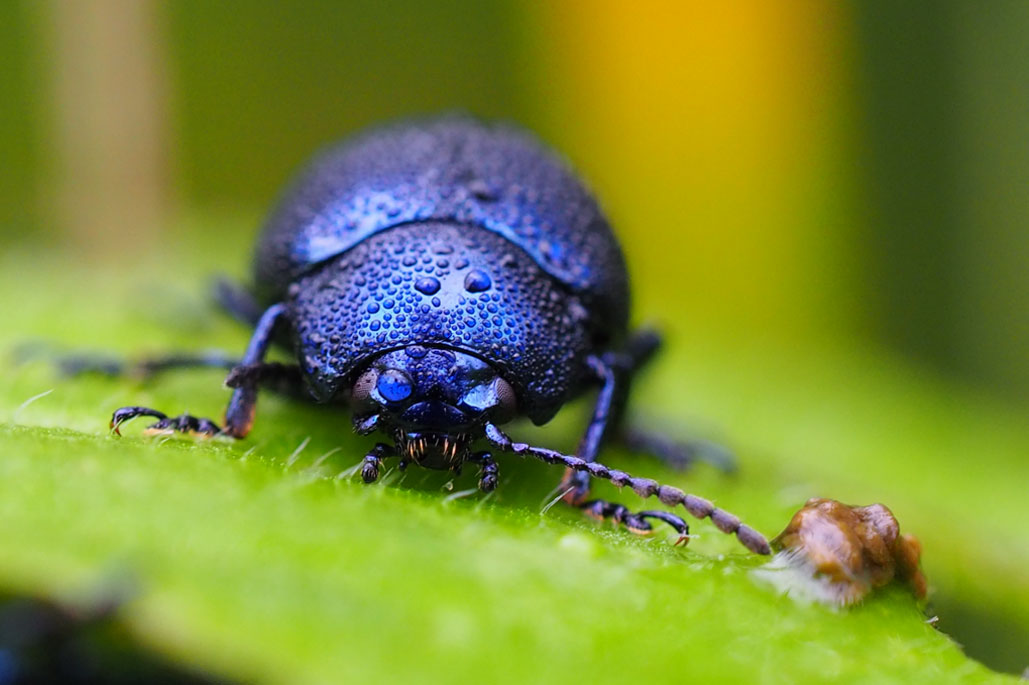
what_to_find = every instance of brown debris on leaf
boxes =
[757,498,927,606]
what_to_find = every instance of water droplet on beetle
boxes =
[414,277,441,295]
[464,270,492,293]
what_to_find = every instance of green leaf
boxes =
[0,232,1023,683]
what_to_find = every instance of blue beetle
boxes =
[110,117,769,554]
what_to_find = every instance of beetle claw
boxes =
[359,443,393,483]
[360,457,380,483]
[109,406,222,438]
[478,472,498,493]
[574,500,690,544]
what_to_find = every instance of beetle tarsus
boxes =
[110,406,167,435]
[579,499,690,542]
[469,451,498,493]
[360,457,380,483]
[110,406,222,437]
[360,443,394,484]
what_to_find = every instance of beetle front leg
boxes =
[360,443,395,483]
[110,303,286,439]
[580,500,691,545]
[108,406,218,437]
[485,422,770,554]
[558,352,626,506]
[468,451,498,493]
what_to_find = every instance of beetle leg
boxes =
[617,427,737,474]
[614,330,738,472]
[570,329,737,479]
[212,277,264,327]
[485,421,770,554]
[553,348,648,538]
[559,330,663,499]
[218,303,287,438]
[224,362,307,401]
[552,329,738,540]
[110,303,286,439]
[360,443,395,483]
[26,346,239,381]
[468,451,498,493]
[110,407,222,437]
[557,352,627,506]
[580,499,691,544]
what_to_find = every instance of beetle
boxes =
[109,116,770,555]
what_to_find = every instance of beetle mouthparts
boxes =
[396,431,471,469]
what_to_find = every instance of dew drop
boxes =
[464,270,492,293]
[414,276,441,295]
[405,345,427,359]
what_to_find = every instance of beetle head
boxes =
[349,345,517,468]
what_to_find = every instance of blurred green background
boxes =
[1,0,1027,678]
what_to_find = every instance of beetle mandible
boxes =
[110,117,770,555]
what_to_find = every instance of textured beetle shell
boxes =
[289,222,592,424]
[254,116,629,335]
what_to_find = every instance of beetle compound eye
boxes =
[351,368,378,404]
[376,369,413,403]
[458,376,515,422]
[491,378,517,424]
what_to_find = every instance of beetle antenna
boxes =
[484,422,770,554]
